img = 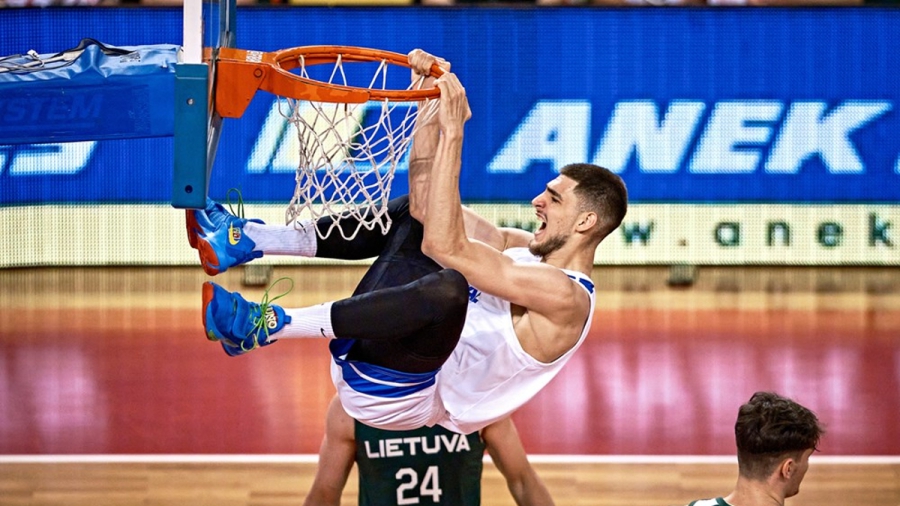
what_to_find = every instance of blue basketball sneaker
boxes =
[202,280,293,357]
[186,192,264,276]
[185,199,226,249]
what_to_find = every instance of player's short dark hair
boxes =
[559,163,628,241]
[734,391,824,480]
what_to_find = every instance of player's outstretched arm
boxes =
[407,49,447,222]
[303,397,356,506]
[421,72,586,344]
[407,49,530,250]
[483,417,555,506]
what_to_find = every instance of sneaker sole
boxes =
[202,282,222,342]
[187,210,227,276]
[196,238,225,276]
[186,210,200,249]
[202,282,248,357]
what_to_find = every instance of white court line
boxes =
[0,455,898,465]
[523,455,900,465]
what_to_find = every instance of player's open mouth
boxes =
[535,214,547,235]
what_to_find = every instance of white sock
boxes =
[279,302,336,339]
[244,220,317,257]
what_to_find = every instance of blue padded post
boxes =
[172,62,209,209]
[0,43,178,144]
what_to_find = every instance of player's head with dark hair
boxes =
[559,163,628,242]
[735,391,824,483]
[528,163,627,258]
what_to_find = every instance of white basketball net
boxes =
[281,55,439,241]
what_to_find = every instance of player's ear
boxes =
[779,457,796,480]
[575,211,597,232]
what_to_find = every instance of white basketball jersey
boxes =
[433,248,596,434]
[687,499,731,506]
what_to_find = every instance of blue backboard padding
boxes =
[0,7,897,204]
[0,43,178,144]
[172,63,210,210]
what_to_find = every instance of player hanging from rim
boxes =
[187,48,628,434]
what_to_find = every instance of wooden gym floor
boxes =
[1,266,899,505]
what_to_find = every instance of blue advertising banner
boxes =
[0,6,898,205]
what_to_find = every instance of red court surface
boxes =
[2,304,899,456]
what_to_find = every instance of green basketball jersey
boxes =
[355,421,486,506]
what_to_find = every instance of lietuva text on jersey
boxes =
[363,432,473,459]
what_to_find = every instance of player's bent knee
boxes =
[430,269,468,305]
[442,268,469,311]
[416,269,468,323]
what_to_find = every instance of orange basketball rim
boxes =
[213,45,445,118]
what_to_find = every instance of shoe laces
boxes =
[225,188,247,219]
[242,277,294,353]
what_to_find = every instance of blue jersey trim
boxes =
[329,339,438,398]
[567,274,595,294]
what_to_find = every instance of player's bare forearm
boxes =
[484,418,556,506]
[407,49,446,221]
[303,447,351,506]
[507,470,556,506]
[423,146,575,311]
[422,131,467,261]
[302,486,342,506]
[421,71,471,264]
[408,127,438,221]
[462,207,505,250]
[420,73,570,314]
[408,102,439,220]
[304,397,356,506]
[462,207,534,251]
[410,53,527,250]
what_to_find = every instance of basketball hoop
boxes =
[214,46,444,240]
